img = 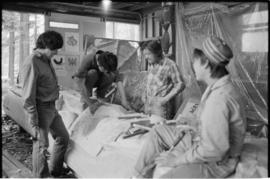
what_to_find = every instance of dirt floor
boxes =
[2,83,33,170]
[2,84,76,178]
[2,115,33,170]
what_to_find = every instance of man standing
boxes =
[19,30,69,177]
[142,40,185,119]
[133,36,246,178]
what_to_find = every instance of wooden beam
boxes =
[111,3,133,9]
[2,3,141,24]
[9,22,15,86]
[128,5,147,11]
[50,2,141,16]
[141,4,162,15]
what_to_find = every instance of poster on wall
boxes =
[51,55,67,76]
[65,32,79,53]
[65,55,79,72]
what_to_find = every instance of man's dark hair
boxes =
[35,30,63,50]
[145,40,163,58]
[96,50,104,55]
[193,48,229,79]
[97,51,118,72]
[139,40,151,51]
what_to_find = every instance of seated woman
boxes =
[73,50,131,113]
[142,40,185,119]
[133,36,246,178]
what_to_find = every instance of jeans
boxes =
[33,102,69,177]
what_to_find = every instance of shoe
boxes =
[51,167,76,178]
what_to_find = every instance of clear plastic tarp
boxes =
[175,2,268,124]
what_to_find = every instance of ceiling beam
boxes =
[128,5,147,11]
[2,2,141,24]
[111,3,134,9]
[51,2,141,16]
[141,4,163,15]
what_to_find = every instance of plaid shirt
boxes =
[143,57,184,118]
[146,57,183,100]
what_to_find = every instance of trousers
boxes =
[134,124,228,178]
[32,102,69,177]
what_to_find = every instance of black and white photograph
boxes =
[1,1,268,178]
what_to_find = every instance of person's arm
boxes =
[176,97,230,164]
[114,72,132,110]
[160,62,185,104]
[21,59,39,138]
[117,81,132,110]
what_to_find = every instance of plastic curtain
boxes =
[175,2,268,124]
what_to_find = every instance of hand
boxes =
[32,126,40,140]
[155,151,178,167]
[122,101,132,111]
[152,97,167,106]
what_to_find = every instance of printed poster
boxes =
[51,55,66,76]
[65,55,79,72]
[65,32,79,53]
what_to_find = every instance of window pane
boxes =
[106,21,139,41]
[242,31,268,52]
[2,10,45,85]
[49,21,79,29]
[105,21,113,38]
[242,10,268,25]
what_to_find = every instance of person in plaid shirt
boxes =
[133,36,246,178]
[142,40,185,119]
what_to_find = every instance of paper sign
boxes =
[65,55,79,72]
[51,55,66,76]
[65,32,79,53]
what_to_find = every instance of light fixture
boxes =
[102,0,111,11]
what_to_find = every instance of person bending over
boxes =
[73,51,131,112]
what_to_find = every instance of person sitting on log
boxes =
[133,36,246,178]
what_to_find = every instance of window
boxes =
[2,10,45,86]
[49,21,79,29]
[241,10,268,52]
[105,21,140,41]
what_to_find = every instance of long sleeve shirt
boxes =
[178,75,246,164]
[19,50,59,127]
[144,57,185,118]
[73,49,99,78]
[146,57,184,99]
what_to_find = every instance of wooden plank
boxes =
[2,150,33,178]
[8,22,15,86]
[152,12,155,37]
[145,16,148,39]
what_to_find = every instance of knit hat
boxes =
[202,36,233,64]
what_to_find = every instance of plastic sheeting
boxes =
[175,2,268,124]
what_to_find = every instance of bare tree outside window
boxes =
[2,10,44,89]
